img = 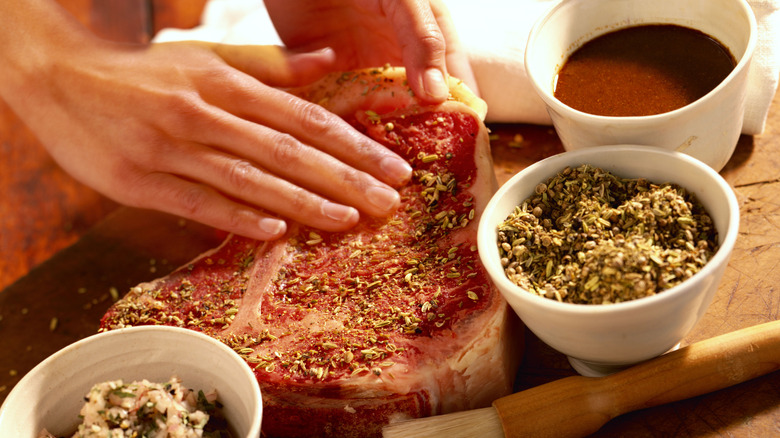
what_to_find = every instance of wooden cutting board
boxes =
[0,208,225,395]
[0,124,561,401]
[2,124,779,437]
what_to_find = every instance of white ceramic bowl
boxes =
[477,146,739,376]
[0,326,262,437]
[525,0,757,171]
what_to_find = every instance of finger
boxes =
[429,0,480,96]
[128,172,288,241]
[380,0,450,102]
[197,77,412,189]
[212,43,338,88]
[168,131,399,221]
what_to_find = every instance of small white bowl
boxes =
[0,326,262,437]
[525,0,757,171]
[477,146,739,376]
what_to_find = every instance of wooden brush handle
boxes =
[493,320,780,438]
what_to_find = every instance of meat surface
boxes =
[101,67,521,438]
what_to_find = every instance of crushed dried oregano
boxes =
[497,164,719,304]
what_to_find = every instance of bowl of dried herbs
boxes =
[477,145,739,377]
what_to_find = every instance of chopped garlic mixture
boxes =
[62,377,216,438]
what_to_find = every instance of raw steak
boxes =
[101,67,520,438]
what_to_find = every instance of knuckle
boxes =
[223,206,249,232]
[137,136,177,169]
[204,62,240,83]
[337,167,365,191]
[224,159,257,193]
[419,31,446,59]
[162,90,200,117]
[293,101,336,138]
[156,91,212,136]
[113,183,145,208]
[109,166,154,207]
[269,133,305,166]
[354,134,387,161]
[176,185,211,216]
[283,187,313,216]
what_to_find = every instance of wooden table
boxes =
[1,1,778,436]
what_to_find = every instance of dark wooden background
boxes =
[1,1,779,436]
[0,0,208,293]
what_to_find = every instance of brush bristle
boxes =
[382,407,504,438]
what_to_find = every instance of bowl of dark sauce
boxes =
[525,0,757,171]
[554,24,736,117]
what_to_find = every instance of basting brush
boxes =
[383,320,780,438]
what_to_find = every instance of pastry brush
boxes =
[383,320,780,438]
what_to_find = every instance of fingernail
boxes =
[380,156,412,184]
[314,46,335,56]
[423,68,449,100]
[304,46,336,60]
[322,201,359,222]
[259,218,286,237]
[366,185,400,213]
[290,47,336,64]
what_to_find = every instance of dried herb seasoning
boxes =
[497,164,719,304]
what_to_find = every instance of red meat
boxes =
[101,67,521,438]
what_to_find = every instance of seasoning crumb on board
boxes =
[508,134,525,148]
[497,164,719,304]
[109,287,119,301]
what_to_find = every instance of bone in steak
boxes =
[100,67,521,438]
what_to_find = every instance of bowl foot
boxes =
[567,356,632,377]
[567,343,682,377]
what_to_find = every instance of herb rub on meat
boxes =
[101,66,521,438]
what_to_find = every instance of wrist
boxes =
[0,0,100,108]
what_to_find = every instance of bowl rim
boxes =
[0,325,263,437]
[524,0,759,122]
[477,145,740,315]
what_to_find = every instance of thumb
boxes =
[380,0,449,103]
[213,44,337,87]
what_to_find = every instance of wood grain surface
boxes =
[1,1,778,436]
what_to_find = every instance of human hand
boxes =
[265,0,479,102]
[2,31,412,241]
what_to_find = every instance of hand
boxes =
[0,3,413,241]
[265,0,479,101]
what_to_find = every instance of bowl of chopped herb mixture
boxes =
[0,325,262,438]
[478,145,739,377]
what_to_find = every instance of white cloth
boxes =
[155,0,780,135]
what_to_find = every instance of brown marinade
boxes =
[554,24,736,117]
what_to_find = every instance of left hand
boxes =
[265,0,479,102]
